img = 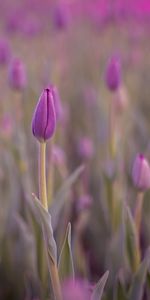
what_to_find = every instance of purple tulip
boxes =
[62,278,91,300]
[77,137,94,160]
[53,4,70,30]
[32,87,56,142]
[8,58,27,90]
[0,39,11,65]
[105,55,121,91]
[76,194,92,212]
[132,154,150,191]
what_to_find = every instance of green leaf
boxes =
[58,223,75,281]
[113,278,128,300]
[30,194,57,263]
[91,270,109,300]
[51,165,84,230]
[125,205,140,272]
[128,247,150,300]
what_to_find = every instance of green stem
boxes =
[48,144,54,206]
[39,142,48,211]
[134,192,144,241]
[49,258,62,300]
[38,141,62,300]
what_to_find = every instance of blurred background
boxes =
[0,0,150,299]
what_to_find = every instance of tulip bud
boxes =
[8,58,27,90]
[132,154,150,191]
[77,137,94,160]
[105,55,121,91]
[76,194,92,213]
[32,87,56,142]
[62,279,91,300]
[53,4,69,30]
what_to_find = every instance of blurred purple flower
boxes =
[105,55,121,91]
[62,278,91,300]
[20,17,41,37]
[8,58,27,90]
[77,137,94,160]
[132,154,150,191]
[32,87,56,142]
[77,194,92,212]
[0,39,11,65]
[53,4,70,30]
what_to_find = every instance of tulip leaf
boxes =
[91,270,109,300]
[125,205,140,272]
[30,194,57,263]
[114,278,128,300]
[128,247,150,300]
[51,165,84,229]
[58,223,75,281]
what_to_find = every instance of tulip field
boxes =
[0,1,150,300]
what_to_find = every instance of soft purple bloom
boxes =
[32,87,56,142]
[77,137,94,160]
[20,17,41,37]
[8,58,27,90]
[53,4,70,30]
[62,279,91,300]
[132,154,150,191]
[105,55,121,91]
[77,194,92,212]
[0,39,11,65]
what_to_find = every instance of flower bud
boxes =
[8,58,27,90]
[76,194,92,213]
[132,154,150,191]
[105,55,121,91]
[77,137,94,160]
[62,279,91,300]
[32,87,56,142]
[53,4,70,30]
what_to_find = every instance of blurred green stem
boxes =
[108,96,116,159]
[106,178,115,230]
[49,257,62,300]
[134,192,144,245]
[39,142,48,210]
[48,144,54,205]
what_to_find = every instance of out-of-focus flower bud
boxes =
[8,58,27,90]
[105,55,121,91]
[132,154,150,191]
[77,137,94,160]
[0,39,11,65]
[53,4,70,30]
[32,87,56,142]
[62,279,91,300]
[77,194,92,213]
